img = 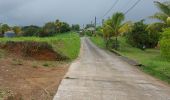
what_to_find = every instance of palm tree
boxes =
[55,19,62,33]
[148,1,170,31]
[102,24,114,48]
[104,12,131,50]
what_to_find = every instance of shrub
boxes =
[126,20,160,49]
[85,31,93,36]
[126,20,149,49]
[22,25,40,36]
[160,28,170,59]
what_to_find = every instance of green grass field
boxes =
[0,32,81,60]
[90,36,170,84]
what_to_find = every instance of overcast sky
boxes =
[0,0,167,26]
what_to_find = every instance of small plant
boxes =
[11,59,23,66]
[32,65,38,68]
[0,90,5,99]
[43,63,49,67]
[0,49,5,59]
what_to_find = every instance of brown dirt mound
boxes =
[0,41,67,61]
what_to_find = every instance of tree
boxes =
[85,24,94,29]
[72,24,80,31]
[102,24,114,48]
[22,25,40,36]
[60,22,70,33]
[44,22,56,34]
[55,19,62,33]
[0,24,10,34]
[148,1,170,31]
[13,26,22,35]
[126,20,149,49]
[104,12,130,49]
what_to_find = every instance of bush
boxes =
[60,22,70,33]
[160,39,170,59]
[22,25,40,36]
[126,20,149,49]
[160,28,170,59]
[126,20,160,49]
[85,31,93,36]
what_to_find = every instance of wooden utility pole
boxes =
[94,17,97,35]
[102,19,105,26]
[95,17,97,29]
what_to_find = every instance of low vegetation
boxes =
[160,28,170,59]
[118,37,170,84]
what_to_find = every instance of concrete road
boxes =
[53,37,170,100]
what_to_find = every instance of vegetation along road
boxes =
[53,37,170,100]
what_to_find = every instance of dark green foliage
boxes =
[96,26,103,37]
[0,24,10,34]
[126,20,159,49]
[85,24,94,29]
[148,31,160,48]
[38,22,56,37]
[60,22,70,33]
[71,24,80,31]
[160,28,170,59]
[85,31,93,36]
[22,25,40,36]
[21,20,71,37]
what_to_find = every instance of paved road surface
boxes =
[53,37,170,100]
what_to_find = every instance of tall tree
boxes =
[102,24,114,48]
[104,12,130,49]
[55,19,62,33]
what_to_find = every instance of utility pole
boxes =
[94,16,97,35]
[95,17,97,28]
[102,19,105,26]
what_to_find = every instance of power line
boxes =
[99,0,119,19]
[120,0,133,12]
[124,0,142,15]
[95,0,142,26]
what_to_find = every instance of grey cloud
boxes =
[0,0,168,26]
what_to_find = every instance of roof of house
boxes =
[86,27,95,31]
[4,31,16,37]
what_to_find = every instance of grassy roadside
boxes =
[90,36,170,84]
[91,36,106,49]
[0,32,81,60]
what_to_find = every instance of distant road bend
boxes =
[53,37,170,100]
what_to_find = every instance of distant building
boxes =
[4,31,16,37]
[86,27,96,35]
[86,27,95,31]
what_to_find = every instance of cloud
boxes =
[0,0,34,14]
[0,0,167,26]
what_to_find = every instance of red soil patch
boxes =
[0,41,67,61]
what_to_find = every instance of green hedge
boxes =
[160,28,170,59]
[160,39,170,59]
